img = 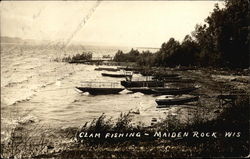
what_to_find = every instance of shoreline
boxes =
[1,56,249,158]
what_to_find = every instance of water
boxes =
[1,43,167,142]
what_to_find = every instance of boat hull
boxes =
[153,74,179,78]
[162,79,195,83]
[102,73,131,78]
[127,87,154,94]
[151,87,198,95]
[94,67,120,71]
[156,96,199,106]
[127,87,198,95]
[152,76,181,80]
[121,81,164,88]
[76,87,124,95]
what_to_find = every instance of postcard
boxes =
[1,0,249,158]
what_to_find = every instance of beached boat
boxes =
[127,87,154,94]
[102,73,132,78]
[121,80,164,88]
[140,70,179,77]
[153,73,179,78]
[152,76,181,80]
[76,82,124,95]
[118,67,143,71]
[162,78,195,83]
[75,87,124,95]
[151,87,198,95]
[94,67,120,71]
[155,95,199,106]
[127,87,198,95]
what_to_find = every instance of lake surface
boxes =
[2,44,176,142]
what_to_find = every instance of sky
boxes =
[1,1,224,47]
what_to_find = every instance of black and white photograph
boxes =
[1,0,249,158]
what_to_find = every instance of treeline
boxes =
[113,0,249,68]
[62,52,92,62]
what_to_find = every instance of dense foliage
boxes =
[113,49,140,62]
[113,0,249,68]
[192,0,249,68]
[62,52,92,63]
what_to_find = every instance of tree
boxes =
[113,50,125,62]
[179,35,200,66]
[192,0,249,68]
[158,38,181,66]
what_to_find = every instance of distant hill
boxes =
[0,36,48,45]
[0,37,158,54]
[1,36,24,43]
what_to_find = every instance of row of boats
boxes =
[75,86,198,96]
[76,67,200,107]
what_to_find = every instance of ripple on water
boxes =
[2,45,169,131]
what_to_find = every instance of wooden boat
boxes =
[102,73,132,78]
[162,78,195,83]
[127,87,198,95]
[127,87,154,94]
[140,70,179,77]
[75,87,124,95]
[121,80,164,88]
[155,95,199,106]
[151,87,198,95]
[153,73,179,78]
[152,76,181,80]
[94,67,120,71]
[118,67,143,71]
